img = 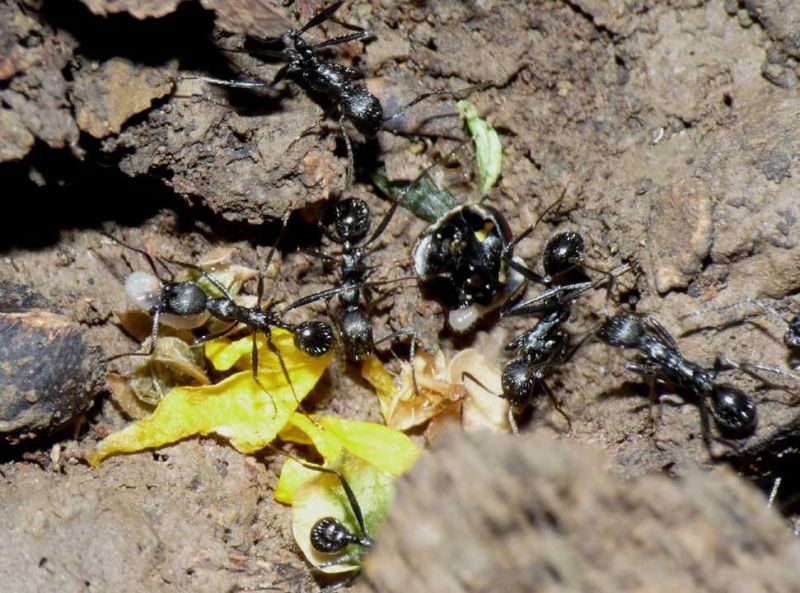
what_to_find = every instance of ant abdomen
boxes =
[293,320,335,357]
[710,386,757,436]
[599,314,644,349]
[542,231,585,278]
[334,198,371,243]
[310,517,357,554]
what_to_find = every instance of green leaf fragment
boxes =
[458,100,503,197]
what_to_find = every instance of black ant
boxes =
[102,230,335,409]
[280,197,421,389]
[194,0,474,188]
[465,199,632,432]
[598,313,760,448]
[240,455,373,592]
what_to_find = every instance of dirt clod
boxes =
[357,430,800,593]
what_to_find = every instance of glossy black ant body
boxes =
[282,197,419,380]
[197,0,462,188]
[103,232,334,407]
[598,313,758,447]
[493,217,632,432]
[239,455,372,592]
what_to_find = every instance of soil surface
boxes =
[2,0,800,591]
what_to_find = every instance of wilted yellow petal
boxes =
[361,355,397,420]
[275,414,420,503]
[275,458,320,504]
[317,416,420,477]
[363,351,466,431]
[90,329,333,465]
[292,454,395,574]
[449,348,510,433]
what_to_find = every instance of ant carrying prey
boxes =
[194,0,477,188]
[102,228,334,409]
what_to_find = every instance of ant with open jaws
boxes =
[598,313,764,451]
[281,195,422,392]
[194,0,478,188]
[474,198,632,433]
[103,227,334,410]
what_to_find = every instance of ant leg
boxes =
[257,212,291,310]
[251,333,278,415]
[501,189,569,270]
[382,84,489,127]
[507,407,520,435]
[374,327,420,396]
[101,231,174,281]
[768,476,782,508]
[339,113,354,190]
[645,377,661,433]
[166,259,235,300]
[714,356,798,394]
[265,330,302,408]
[183,75,273,92]
[299,0,346,34]
[313,30,371,51]
[105,304,162,362]
[193,323,237,346]
[540,380,572,432]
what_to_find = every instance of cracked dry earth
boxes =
[2,0,800,591]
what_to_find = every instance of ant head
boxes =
[599,314,643,348]
[711,386,757,437]
[162,282,209,317]
[501,358,534,407]
[293,321,335,357]
[125,271,162,312]
[543,232,585,278]
[333,198,371,243]
[310,517,357,554]
[785,315,800,348]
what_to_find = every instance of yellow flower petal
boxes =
[90,329,332,465]
[292,454,395,574]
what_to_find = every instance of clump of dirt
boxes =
[2,0,800,591]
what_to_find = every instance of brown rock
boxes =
[357,431,800,593]
[0,283,105,444]
[72,58,176,139]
